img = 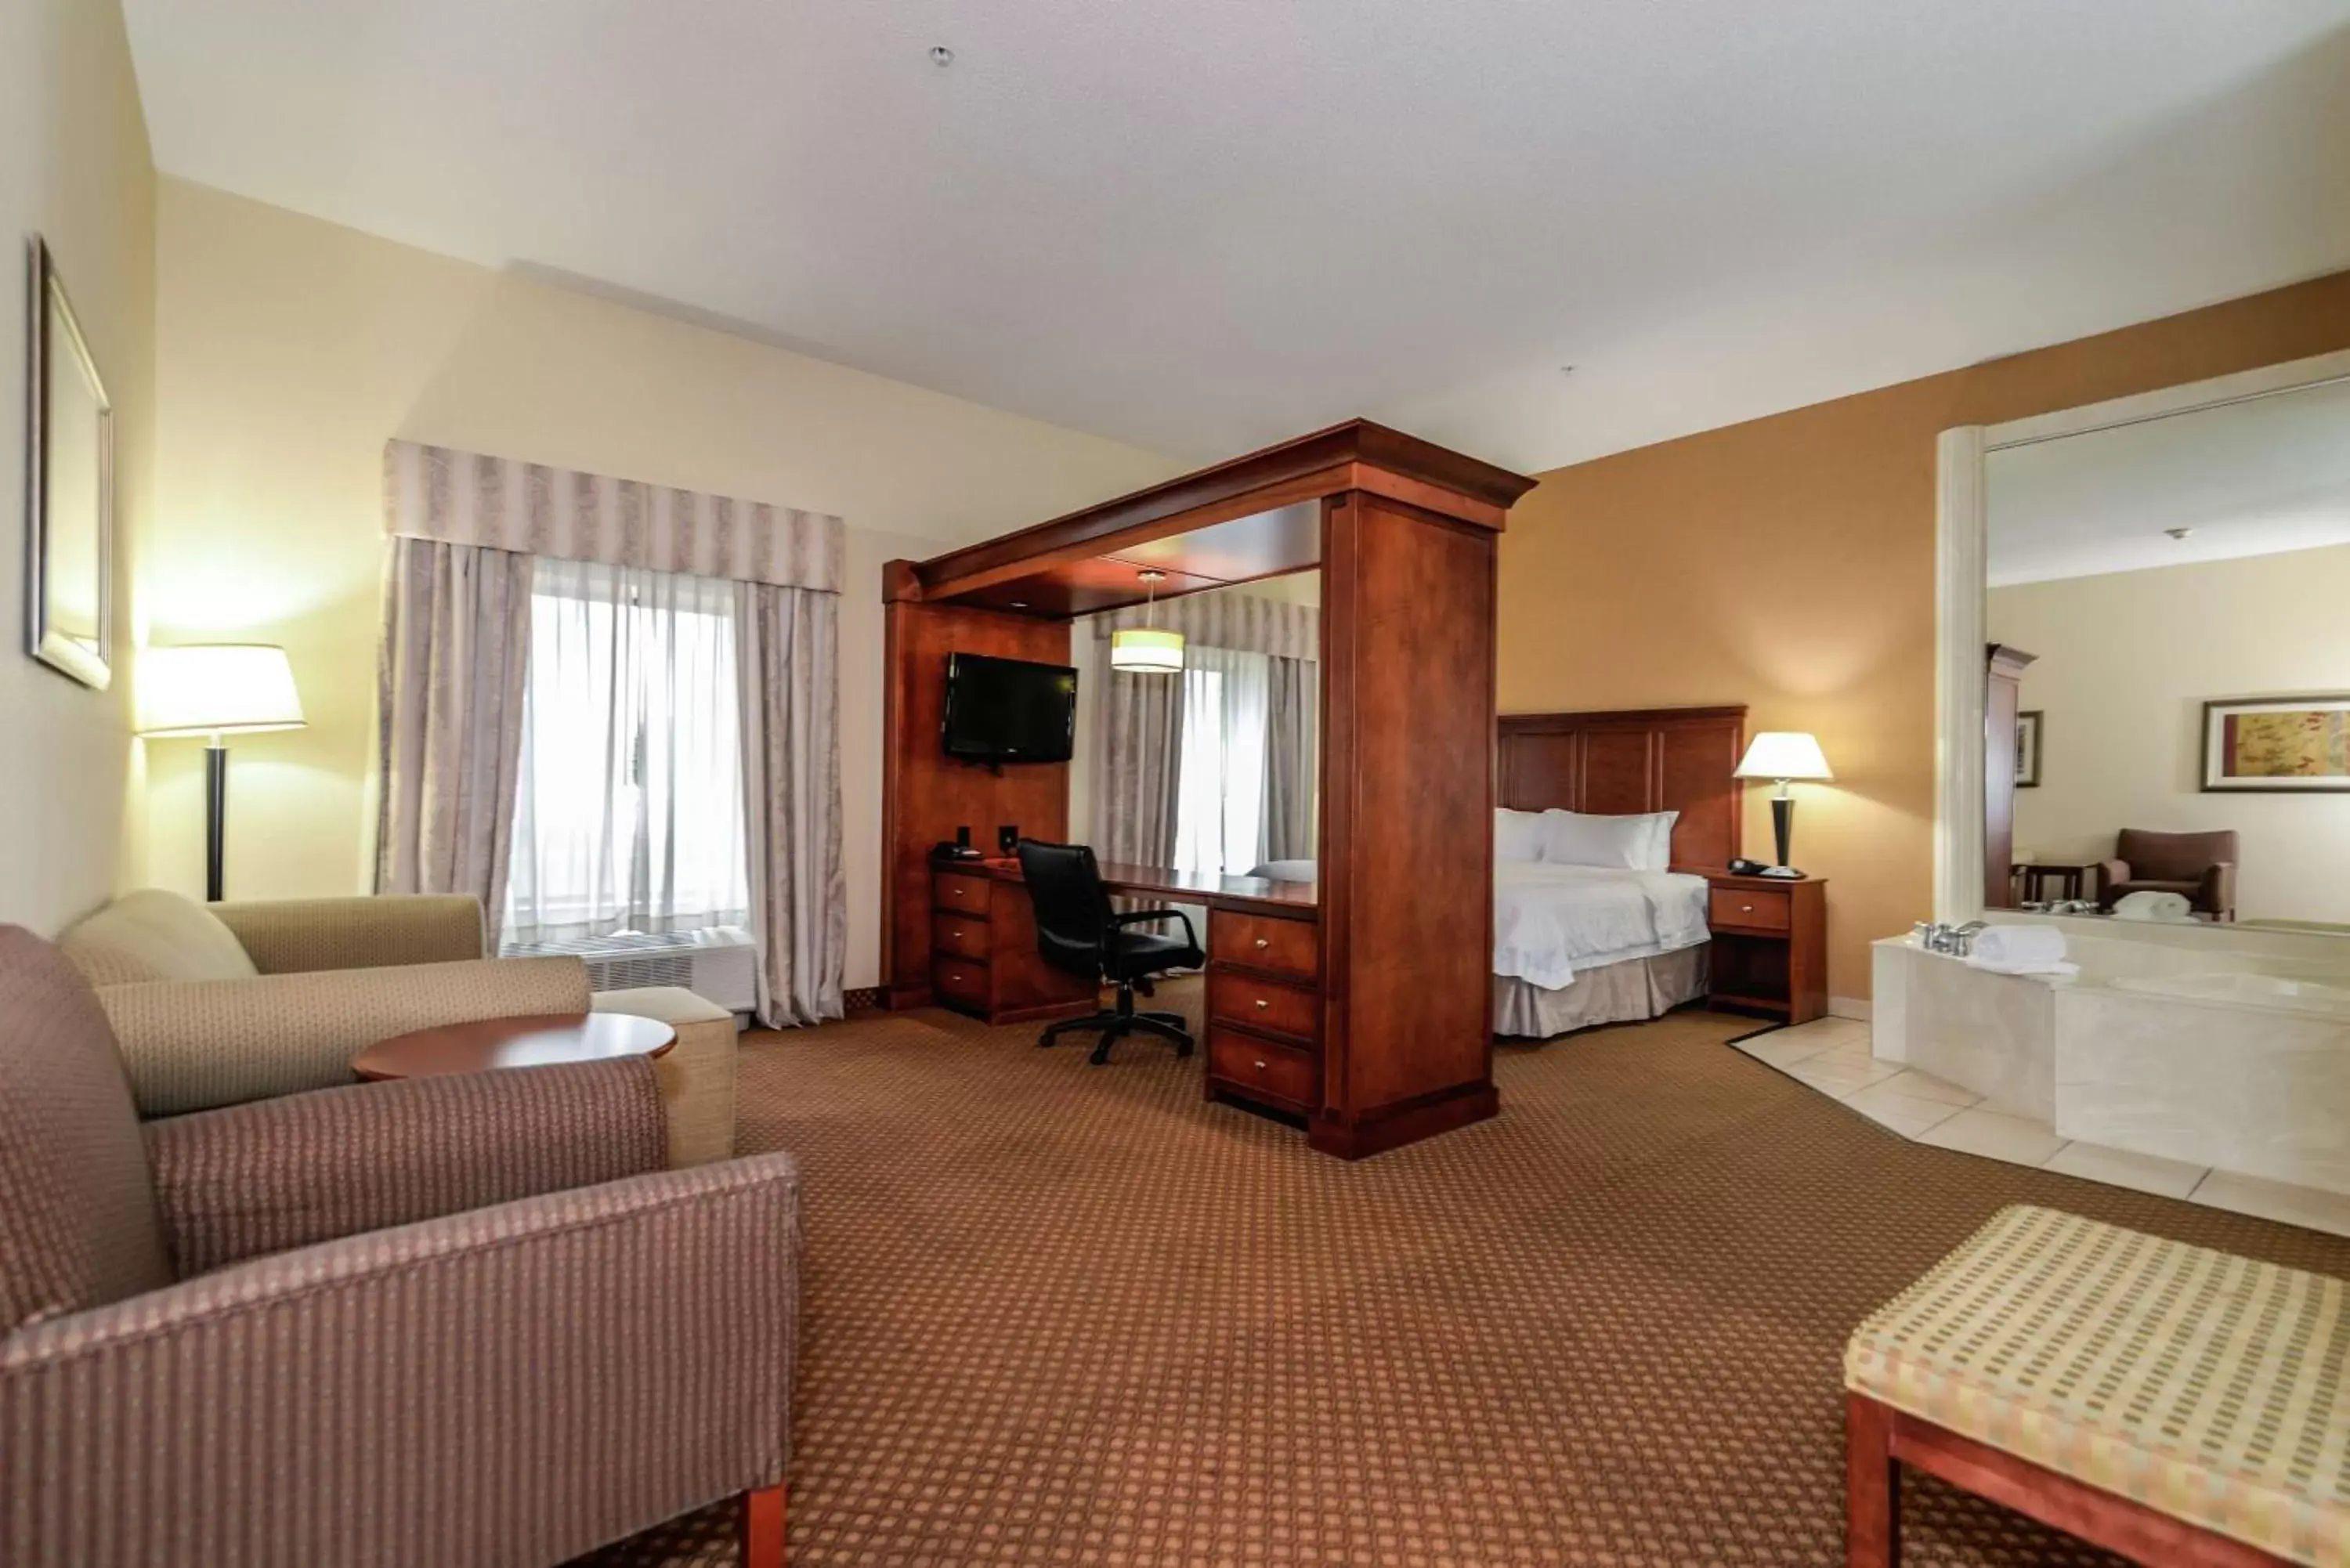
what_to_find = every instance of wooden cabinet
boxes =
[924,868,1097,1026]
[1705,873,1828,1025]
[1207,1026,1318,1113]
[1202,905,1324,1118]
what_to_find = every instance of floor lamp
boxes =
[137,644,306,902]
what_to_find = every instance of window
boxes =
[1171,645,1271,875]
[503,557,749,947]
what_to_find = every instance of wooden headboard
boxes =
[1497,705,1748,873]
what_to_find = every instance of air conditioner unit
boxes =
[504,926,758,1017]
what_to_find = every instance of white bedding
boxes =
[1491,862,1710,992]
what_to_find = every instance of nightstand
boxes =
[1703,873,1828,1024]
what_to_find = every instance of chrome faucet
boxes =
[1913,920,1989,957]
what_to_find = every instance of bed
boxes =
[1252,706,1750,1039]
[1490,705,1746,1036]
[1491,862,1712,1036]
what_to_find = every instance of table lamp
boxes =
[137,644,306,901]
[1733,731,1833,875]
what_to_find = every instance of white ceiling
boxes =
[1987,377,2350,586]
[123,0,2350,473]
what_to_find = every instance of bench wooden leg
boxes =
[740,1483,786,1568]
[1847,1392,1900,1567]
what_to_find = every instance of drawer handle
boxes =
[1254,937,1270,949]
[1254,998,1270,1010]
[1253,1059,1267,1071]
[1740,904,1754,912]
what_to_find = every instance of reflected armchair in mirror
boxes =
[2099,828,2237,922]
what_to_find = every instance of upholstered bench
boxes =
[1845,1205,2348,1567]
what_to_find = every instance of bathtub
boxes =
[1875,926,2350,1196]
[2110,972,2350,1017]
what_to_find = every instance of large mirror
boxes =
[25,237,114,690]
[1068,569,1321,881]
[1982,374,2350,932]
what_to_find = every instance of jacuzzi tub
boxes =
[1876,927,2350,1195]
[2110,972,2350,1017]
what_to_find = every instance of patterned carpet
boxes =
[579,983,2350,1566]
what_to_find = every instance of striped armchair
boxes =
[0,925,796,1567]
[60,890,738,1165]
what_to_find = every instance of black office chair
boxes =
[1016,839,1203,1065]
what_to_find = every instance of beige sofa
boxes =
[60,890,738,1166]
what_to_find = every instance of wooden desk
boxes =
[927,856,1325,1124]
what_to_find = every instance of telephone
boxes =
[1728,857,1802,880]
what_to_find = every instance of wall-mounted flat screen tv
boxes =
[942,652,1079,764]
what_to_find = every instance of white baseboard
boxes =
[1829,995,1873,1022]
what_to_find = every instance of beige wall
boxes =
[1992,544,2350,924]
[1499,269,2350,1004]
[0,0,155,934]
[145,179,1178,985]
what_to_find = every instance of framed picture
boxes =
[2015,710,2042,788]
[24,236,114,690]
[2202,696,2350,793]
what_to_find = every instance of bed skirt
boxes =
[1493,942,1709,1039]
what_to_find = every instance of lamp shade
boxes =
[1109,626,1184,674]
[1734,731,1831,782]
[138,644,306,737]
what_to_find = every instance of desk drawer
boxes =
[1210,911,1318,980]
[934,873,991,918]
[1208,970,1318,1041]
[1709,885,1790,934]
[932,912,990,960]
[1208,1026,1318,1111]
[933,956,989,1009]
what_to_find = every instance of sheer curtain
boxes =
[1173,645,1271,876]
[1262,655,1318,862]
[504,557,750,948]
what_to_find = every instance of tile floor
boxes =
[1737,1016,2350,1238]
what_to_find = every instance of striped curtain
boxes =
[374,539,535,935]
[379,442,846,999]
[383,440,844,593]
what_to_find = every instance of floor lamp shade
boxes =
[1733,732,1833,869]
[137,645,306,901]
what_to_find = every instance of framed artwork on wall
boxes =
[2202,696,2350,793]
[24,236,114,690]
[2014,710,2041,788]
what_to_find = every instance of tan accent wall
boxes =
[0,0,156,934]
[145,179,1179,987]
[1499,270,2350,1003]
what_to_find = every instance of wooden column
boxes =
[879,564,1073,1009]
[1983,643,2037,910]
[1312,491,1500,1158]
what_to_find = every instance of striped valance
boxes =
[1094,591,1319,662]
[384,440,844,594]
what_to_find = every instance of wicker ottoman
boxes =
[1845,1205,2348,1567]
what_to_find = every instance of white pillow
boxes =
[1495,808,1545,865]
[1632,810,1679,871]
[1537,809,1651,870]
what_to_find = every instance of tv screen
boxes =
[942,652,1079,763]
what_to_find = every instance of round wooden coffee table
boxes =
[353,1012,677,1082]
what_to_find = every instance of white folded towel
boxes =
[2112,891,2195,923]
[1969,925,2068,969]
